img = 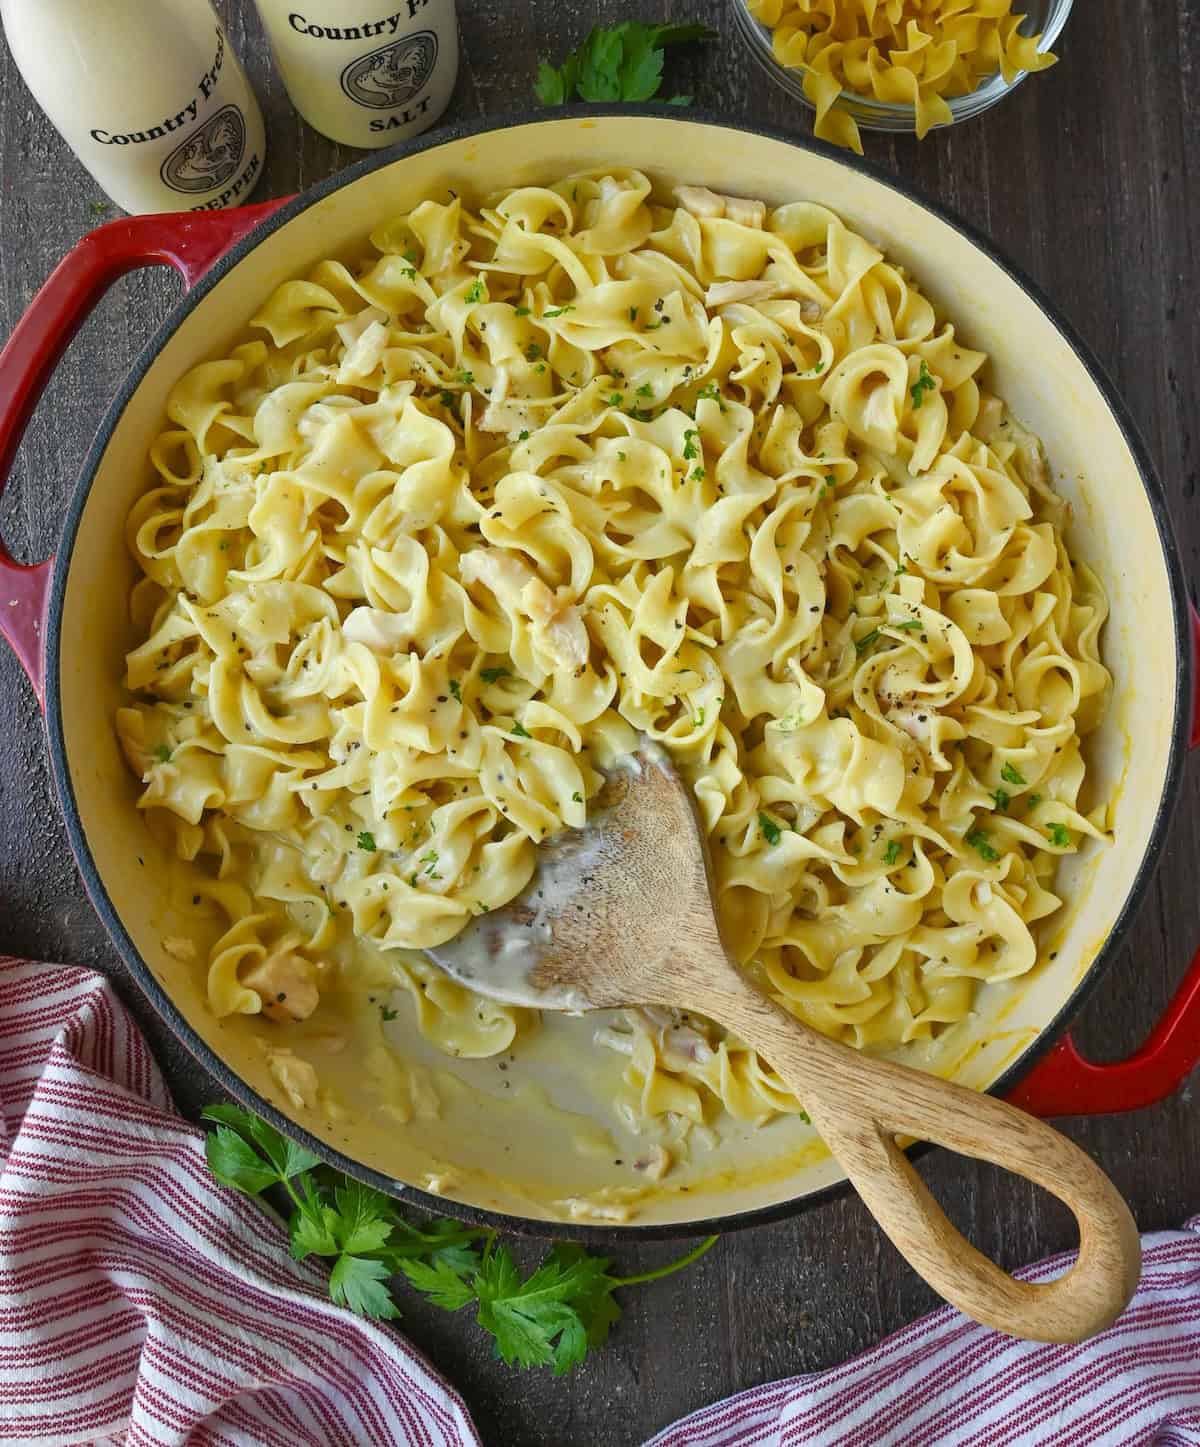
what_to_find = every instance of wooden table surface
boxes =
[1,2,1198,1443]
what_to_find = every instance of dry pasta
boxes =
[745,0,1058,152]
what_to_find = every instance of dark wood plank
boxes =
[1,2,1197,1444]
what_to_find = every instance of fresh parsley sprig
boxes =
[535,21,715,107]
[202,1104,717,1373]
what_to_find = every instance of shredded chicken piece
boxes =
[521,577,590,672]
[674,185,765,228]
[723,196,766,228]
[459,546,536,608]
[243,950,321,1023]
[462,550,589,670]
[673,184,725,218]
[265,1048,319,1110]
[342,606,409,653]
[704,279,779,308]
[632,1144,673,1181]
[336,319,389,383]
[558,1196,638,1224]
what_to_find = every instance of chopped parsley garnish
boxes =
[854,628,881,655]
[153,744,172,763]
[379,1004,398,1022]
[608,391,624,406]
[419,850,440,876]
[525,343,543,362]
[439,389,458,410]
[682,429,699,460]
[464,280,486,304]
[572,791,584,803]
[693,706,705,727]
[696,382,723,406]
[1000,762,1026,787]
[617,450,627,461]
[910,359,937,410]
[690,465,706,481]
[544,304,575,317]
[892,620,923,632]
[357,832,377,853]
[514,305,531,316]
[883,839,901,865]
[480,666,510,683]
[636,383,653,397]
[992,788,1010,813]
[448,679,462,701]
[517,430,530,441]
[965,829,1000,863]
[758,812,782,846]
[1046,823,1071,848]
[629,306,638,322]
[458,369,475,386]
[202,1102,716,1367]
[402,266,417,281]
[511,722,532,738]
[1026,793,1043,813]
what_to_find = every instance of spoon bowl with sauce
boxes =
[428,739,1140,1344]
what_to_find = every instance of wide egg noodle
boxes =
[117,170,1110,1141]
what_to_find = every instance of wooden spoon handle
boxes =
[699,975,1140,1343]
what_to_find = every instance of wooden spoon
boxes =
[428,739,1140,1342]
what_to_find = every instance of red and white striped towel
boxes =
[0,955,480,1447]
[648,1240,1200,1446]
[2,951,1199,1447]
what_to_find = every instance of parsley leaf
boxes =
[357,831,376,852]
[883,839,901,865]
[448,678,462,701]
[480,666,510,684]
[965,828,1000,863]
[1026,792,1043,813]
[1046,822,1072,848]
[153,743,172,762]
[511,721,532,738]
[331,1255,401,1319]
[464,279,486,304]
[854,628,881,655]
[758,812,782,846]
[543,304,575,318]
[1000,761,1026,786]
[910,359,937,410]
[201,1103,717,1369]
[535,21,715,107]
[204,1123,283,1196]
[992,788,1010,813]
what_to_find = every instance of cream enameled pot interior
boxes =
[53,116,1183,1227]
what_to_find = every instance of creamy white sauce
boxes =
[427,741,672,1013]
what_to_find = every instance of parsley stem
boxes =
[609,1233,718,1287]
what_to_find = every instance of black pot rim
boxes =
[42,104,1194,1247]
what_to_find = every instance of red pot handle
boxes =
[1013,607,1200,1117]
[0,199,290,704]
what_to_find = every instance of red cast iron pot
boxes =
[0,111,1198,1240]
